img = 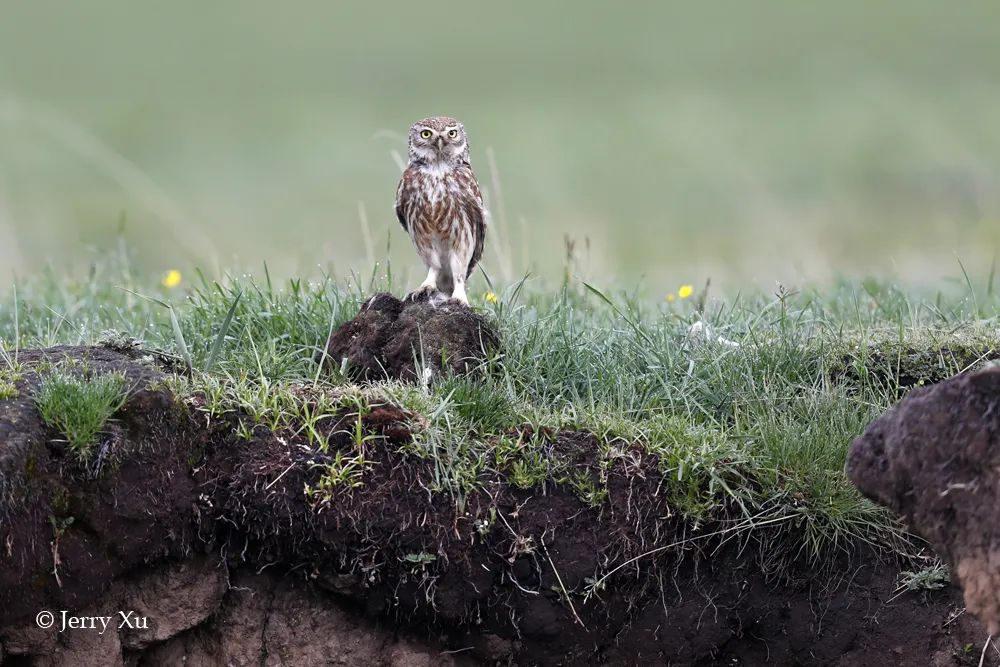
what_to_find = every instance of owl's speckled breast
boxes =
[409,168,469,238]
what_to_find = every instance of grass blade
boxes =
[988,253,996,298]
[168,306,193,373]
[205,290,242,372]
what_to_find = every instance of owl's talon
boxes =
[405,285,437,303]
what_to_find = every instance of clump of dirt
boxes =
[848,365,1000,635]
[0,345,989,666]
[318,292,499,382]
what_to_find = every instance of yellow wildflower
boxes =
[161,270,182,289]
[484,291,498,304]
[665,293,676,303]
[678,284,694,299]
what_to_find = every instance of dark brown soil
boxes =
[848,365,1000,637]
[318,291,499,382]
[0,346,988,666]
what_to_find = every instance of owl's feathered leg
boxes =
[448,252,469,305]
[419,266,440,292]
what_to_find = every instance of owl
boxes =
[394,116,487,305]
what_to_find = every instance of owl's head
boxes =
[407,116,470,166]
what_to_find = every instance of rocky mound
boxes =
[848,365,1000,636]
[0,345,987,666]
[318,292,499,382]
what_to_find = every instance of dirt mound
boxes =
[318,292,499,382]
[848,365,1000,635]
[0,346,988,665]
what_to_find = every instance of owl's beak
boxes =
[435,136,444,150]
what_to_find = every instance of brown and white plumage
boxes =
[394,116,487,305]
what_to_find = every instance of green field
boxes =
[1,1,999,291]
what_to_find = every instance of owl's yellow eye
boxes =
[419,129,432,139]
[447,129,458,139]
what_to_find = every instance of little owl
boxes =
[395,116,487,305]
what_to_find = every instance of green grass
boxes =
[0,369,19,400]
[2,249,1000,572]
[34,369,128,457]
[0,346,20,400]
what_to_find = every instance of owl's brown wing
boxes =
[394,171,410,232]
[462,170,487,279]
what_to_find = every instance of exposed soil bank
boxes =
[0,346,986,666]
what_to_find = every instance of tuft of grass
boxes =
[0,348,22,400]
[899,561,951,592]
[35,370,128,457]
[0,369,20,400]
[1,331,21,399]
[889,559,951,602]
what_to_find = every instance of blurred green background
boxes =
[1,1,998,292]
